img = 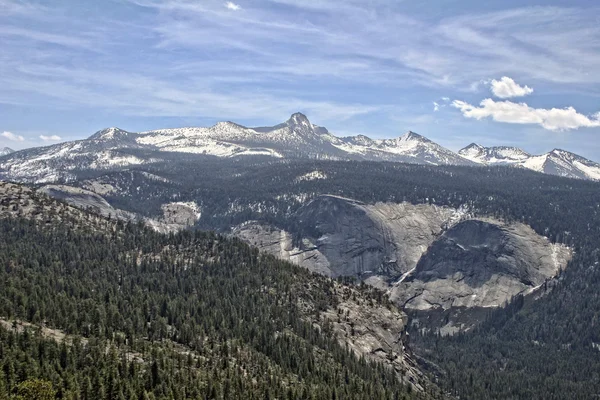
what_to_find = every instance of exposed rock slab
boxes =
[390,219,572,310]
[232,221,332,276]
[234,195,467,281]
[316,283,426,391]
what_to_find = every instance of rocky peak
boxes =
[0,147,14,156]
[460,143,485,153]
[287,112,311,128]
[89,127,131,141]
[550,148,575,157]
[402,131,428,141]
[344,134,376,146]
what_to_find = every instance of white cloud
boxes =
[1,131,24,141]
[433,102,440,112]
[40,134,62,142]
[225,2,241,11]
[490,76,533,98]
[452,98,600,131]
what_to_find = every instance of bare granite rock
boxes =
[389,219,572,310]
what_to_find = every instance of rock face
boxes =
[389,219,572,310]
[40,184,135,220]
[38,184,194,233]
[232,222,332,276]
[234,195,465,282]
[233,195,572,329]
[317,283,426,390]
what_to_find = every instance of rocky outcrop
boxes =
[39,184,193,233]
[389,219,572,310]
[233,195,572,331]
[232,221,332,276]
[40,184,135,220]
[316,283,426,390]
[234,195,466,283]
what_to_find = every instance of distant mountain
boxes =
[0,113,473,183]
[460,144,600,181]
[335,131,472,165]
[0,147,14,157]
[1,113,599,183]
[459,143,531,164]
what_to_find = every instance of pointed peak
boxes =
[353,134,374,142]
[549,148,583,161]
[401,131,430,142]
[287,112,311,126]
[463,143,485,151]
[0,147,14,155]
[89,127,131,141]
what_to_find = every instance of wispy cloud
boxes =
[2,0,600,152]
[1,131,24,141]
[225,2,241,11]
[40,134,61,142]
[0,0,44,16]
[452,99,600,131]
[490,77,533,98]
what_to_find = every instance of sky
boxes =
[1,0,600,161]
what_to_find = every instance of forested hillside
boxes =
[0,186,436,400]
[3,155,600,399]
[64,156,600,244]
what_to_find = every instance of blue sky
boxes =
[1,0,600,160]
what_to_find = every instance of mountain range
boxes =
[0,147,13,157]
[459,143,600,181]
[1,113,599,182]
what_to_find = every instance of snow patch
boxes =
[295,170,328,183]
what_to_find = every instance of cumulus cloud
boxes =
[1,131,24,141]
[490,77,533,98]
[433,101,440,112]
[452,98,600,131]
[40,134,62,142]
[225,2,241,11]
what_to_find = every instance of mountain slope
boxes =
[459,143,531,164]
[0,147,13,157]
[0,113,473,183]
[2,114,599,184]
[0,181,434,398]
[333,131,473,165]
[460,144,600,180]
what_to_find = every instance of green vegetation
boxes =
[87,156,600,400]
[12,155,600,399]
[0,215,426,399]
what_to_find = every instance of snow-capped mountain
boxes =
[459,143,531,165]
[349,131,472,165]
[0,113,473,183]
[460,144,600,181]
[136,113,347,159]
[0,147,14,157]
[1,113,599,184]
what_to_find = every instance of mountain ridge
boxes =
[460,143,600,181]
[0,147,14,157]
[1,113,599,182]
